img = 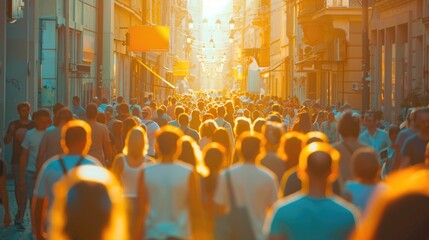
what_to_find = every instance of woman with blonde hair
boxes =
[111,126,153,235]
[49,165,128,240]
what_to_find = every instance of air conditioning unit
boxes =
[352,82,361,91]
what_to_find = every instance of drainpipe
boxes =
[96,0,103,99]
[65,0,70,104]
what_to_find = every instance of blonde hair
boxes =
[49,165,128,240]
[122,126,148,158]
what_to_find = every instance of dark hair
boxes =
[53,103,65,115]
[65,126,87,148]
[122,117,139,140]
[212,128,232,163]
[117,103,130,114]
[253,118,266,133]
[272,104,281,113]
[237,134,261,162]
[293,112,312,133]
[374,194,429,240]
[156,127,182,156]
[306,152,332,178]
[217,105,226,117]
[178,113,189,126]
[338,112,360,138]
[199,120,217,139]
[174,106,185,117]
[178,139,197,166]
[55,108,73,126]
[352,148,379,180]
[156,108,165,117]
[64,182,111,240]
[85,103,98,120]
[282,135,303,168]
[234,117,251,138]
[96,112,107,124]
[262,122,282,146]
[34,108,51,120]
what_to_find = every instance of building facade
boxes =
[370,0,429,122]
[296,0,363,108]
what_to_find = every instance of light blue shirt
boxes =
[266,194,358,240]
[343,181,377,213]
[359,128,391,158]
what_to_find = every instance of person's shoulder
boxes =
[83,155,103,166]
[256,164,279,181]
[330,195,360,217]
[174,161,194,172]
[273,193,306,211]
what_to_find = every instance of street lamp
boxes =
[215,18,221,29]
[188,17,194,29]
[229,18,235,30]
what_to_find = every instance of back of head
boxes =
[338,111,360,138]
[303,131,329,147]
[122,117,139,138]
[156,107,165,117]
[64,182,111,240]
[236,131,264,162]
[279,132,305,167]
[86,103,98,120]
[53,103,65,116]
[262,122,283,146]
[203,143,226,173]
[123,126,148,158]
[117,103,129,114]
[155,125,184,158]
[234,117,251,138]
[61,120,92,155]
[351,148,379,180]
[199,120,218,138]
[49,165,127,240]
[217,105,226,117]
[212,128,232,155]
[178,113,190,127]
[55,108,74,126]
[298,142,340,183]
[174,106,185,117]
[253,118,267,133]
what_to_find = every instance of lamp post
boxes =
[362,0,370,111]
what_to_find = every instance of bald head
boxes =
[306,151,332,179]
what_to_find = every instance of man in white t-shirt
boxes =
[32,120,102,240]
[17,109,51,230]
[265,142,359,240]
[215,131,278,240]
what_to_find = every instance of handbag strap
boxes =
[226,170,237,209]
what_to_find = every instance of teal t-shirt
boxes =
[268,194,358,240]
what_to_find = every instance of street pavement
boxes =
[0,179,33,240]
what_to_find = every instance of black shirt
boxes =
[5,120,35,165]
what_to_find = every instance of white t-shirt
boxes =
[143,161,194,239]
[141,120,160,156]
[214,163,278,240]
[21,129,46,172]
[34,155,102,204]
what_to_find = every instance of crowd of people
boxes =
[0,90,428,240]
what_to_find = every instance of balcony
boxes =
[298,0,360,20]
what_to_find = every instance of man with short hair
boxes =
[70,96,85,119]
[400,107,429,167]
[215,132,278,240]
[178,113,200,142]
[215,105,235,146]
[333,112,369,185]
[86,103,112,166]
[168,105,185,128]
[153,108,168,127]
[3,102,34,227]
[36,108,74,172]
[265,142,358,240]
[18,109,52,230]
[32,120,103,240]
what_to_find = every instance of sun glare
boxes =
[203,0,232,20]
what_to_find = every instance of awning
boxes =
[133,58,176,89]
[260,57,289,77]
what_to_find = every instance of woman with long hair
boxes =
[292,111,312,134]
[199,119,218,150]
[178,135,201,167]
[110,126,153,236]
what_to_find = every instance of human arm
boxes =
[103,127,113,167]
[31,196,48,240]
[36,135,48,174]
[18,148,29,191]
[0,161,11,227]
[188,170,208,239]
[110,155,124,181]
[134,169,148,240]
[3,122,15,144]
